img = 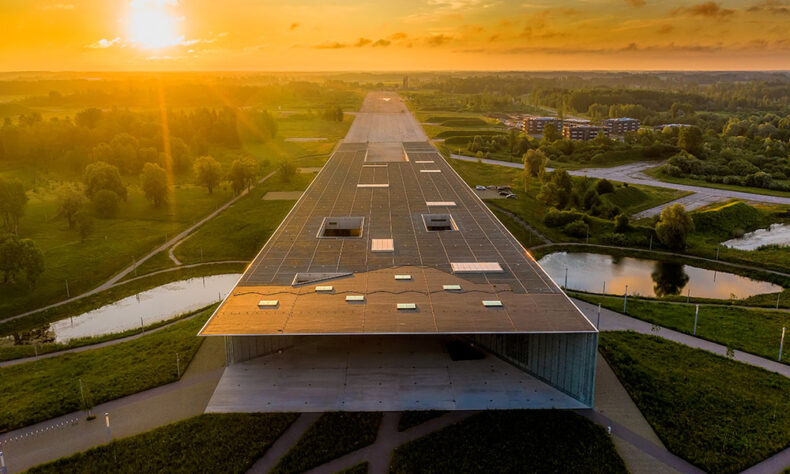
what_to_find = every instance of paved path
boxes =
[5,171,276,322]
[248,412,321,473]
[0,337,226,473]
[449,154,790,208]
[572,298,790,378]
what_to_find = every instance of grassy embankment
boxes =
[389,410,627,473]
[27,413,296,474]
[0,308,212,432]
[0,303,215,363]
[576,293,789,363]
[645,165,790,199]
[271,412,382,474]
[600,331,790,473]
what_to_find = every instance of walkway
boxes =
[0,338,226,473]
[572,298,790,378]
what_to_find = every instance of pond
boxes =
[44,274,241,343]
[721,223,790,251]
[537,252,781,299]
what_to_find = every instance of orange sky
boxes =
[3,0,790,71]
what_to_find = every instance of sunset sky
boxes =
[3,0,790,71]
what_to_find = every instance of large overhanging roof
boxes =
[199,93,596,336]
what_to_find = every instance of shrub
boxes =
[595,179,615,195]
[614,214,629,233]
[544,209,585,227]
[563,220,589,238]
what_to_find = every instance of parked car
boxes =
[475,185,486,191]
[505,193,518,199]
[499,191,510,196]
[497,186,512,191]
[487,185,497,190]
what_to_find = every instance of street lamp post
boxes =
[623,285,628,313]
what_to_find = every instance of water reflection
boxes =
[12,274,240,344]
[537,252,781,299]
[722,223,790,251]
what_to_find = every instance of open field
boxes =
[600,331,790,473]
[27,413,296,474]
[0,308,211,431]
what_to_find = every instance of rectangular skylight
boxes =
[318,216,364,238]
[443,284,462,291]
[258,300,279,308]
[426,201,456,207]
[451,262,504,273]
[356,184,389,188]
[394,274,412,280]
[422,214,457,232]
[397,303,417,310]
[371,238,394,252]
[362,164,387,168]
[346,295,365,302]
[315,286,334,292]
[420,169,441,173]
[482,300,503,307]
[415,160,434,164]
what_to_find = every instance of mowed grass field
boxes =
[0,308,213,431]
[600,331,790,473]
[27,413,297,474]
[576,294,790,363]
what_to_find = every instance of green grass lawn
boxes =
[271,412,382,474]
[0,309,211,432]
[335,462,369,474]
[389,410,627,473]
[600,331,790,473]
[27,413,297,473]
[576,294,789,363]
[0,304,215,363]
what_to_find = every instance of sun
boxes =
[128,1,182,49]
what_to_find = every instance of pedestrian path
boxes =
[572,298,790,378]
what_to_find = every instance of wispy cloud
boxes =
[672,2,735,18]
[372,39,391,47]
[747,0,790,14]
[87,37,122,49]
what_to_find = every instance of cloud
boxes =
[625,0,646,6]
[426,34,452,46]
[354,38,372,47]
[372,39,391,47]
[130,0,178,7]
[672,2,735,18]
[313,42,348,49]
[657,25,674,34]
[747,0,790,14]
[390,32,408,40]
[87,37,122,49]
[289,22,300,31]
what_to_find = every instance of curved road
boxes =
[449,154,790,217]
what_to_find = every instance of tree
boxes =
[84,162,127,201]
[92,189,120,218]
[582,189,599,210]
[193,156,222,194]
[141,162,169,207]
[57,185,86,229]
[524,149,547,182]
[74,211,94,242]
[229,157,257,194]
[279,160,297,183]
[542,123,560,143]
[655,203,694,250]
[678,126,704,156]
[0,178,28,234]
[75,108,103,129]
[0,233,44,285]
[595,179,615,195]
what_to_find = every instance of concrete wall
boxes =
[225,335,295,364]
[471,333,598,407]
